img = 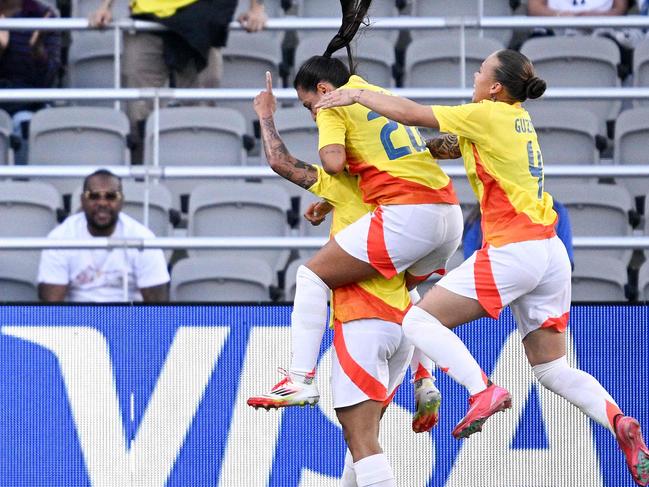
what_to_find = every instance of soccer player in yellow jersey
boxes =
[246,72,436,486]
[316,48,649,486]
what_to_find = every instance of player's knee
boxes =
[296,265,329,292]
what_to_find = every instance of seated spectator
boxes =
[0,0,61,163]
[38,169,170,302]
[463,201,575,269]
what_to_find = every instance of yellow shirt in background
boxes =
[131,0,196,18]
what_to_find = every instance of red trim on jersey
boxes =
[472,144,556,247]
[382,386,399,407]
[367,207,399,279]
[540,312,570,333]
[348,162,459,206]
[333,282,411,325]
[606,400,623,431]
[474,245,503,319]
[333,320,387,401]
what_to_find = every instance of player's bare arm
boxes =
[315,88,440,129]
[426,134,461,160]
[254,72,319,190]
[319,144,346,175]
[140,283,169,302]
[38,283,68,302]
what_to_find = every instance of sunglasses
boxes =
[83,190,123,202]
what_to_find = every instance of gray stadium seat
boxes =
[0,181,61,237]
[614,107,649,199]
[404,35,504,89]
[219,33,283,134]
[263,106,320,165]
[0,109,13,165]
[411,0,513,45]
[0,181,61,297]
[144,106,248,209]
[283,256,309,301]
[571,255,627,302]
[293,34,396,88]
[526,105,601,166]
[633,37,649,108]
[638,260,649,302]
[71,0,129,18]
[0,252,39,302]
[521,36,622,132]
[546,181,633,262]
[28,107,130,196]
[71,181,173,238]
[68,32,118,94]
[187,181,292,278]
[171,256,275,302]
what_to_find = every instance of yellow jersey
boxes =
[433,101,557,247]
[307,165,412,325]
[317,75,458,207]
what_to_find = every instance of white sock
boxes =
[403,306,488,395]
[289,265,329,377]
[340,449,357,487]
[354,453,395,487]
[533,356,621,434]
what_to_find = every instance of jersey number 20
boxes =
[368,111,427,160]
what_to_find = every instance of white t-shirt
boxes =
[548,0,613,12]
[38,212,170,302]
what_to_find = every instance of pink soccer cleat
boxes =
[452,383,512,439]
[615,416,649,486]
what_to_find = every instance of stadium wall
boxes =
[0,304,647,487]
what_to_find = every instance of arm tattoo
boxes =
[426,134,462,160]
[260,115,318,189]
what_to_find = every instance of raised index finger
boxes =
[265,71,273,94]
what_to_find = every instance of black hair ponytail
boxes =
[323,0,372,74]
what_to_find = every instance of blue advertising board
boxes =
[0,304,647,486]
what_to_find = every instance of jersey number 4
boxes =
[368,111,427,160]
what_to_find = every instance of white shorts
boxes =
[334,203,463,280]
[331,318,414,409]
[437,236,572,338]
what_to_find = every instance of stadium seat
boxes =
[219,33,283,134]
[638,260,649,301]
[71,181,174,239]
[187,181,292,279]
[546,181,634,262]
[0,109,13,165]
[28,107,131,197]
[0,181,61,298]
[71,0,129,18]
[633,37,649,108]
[296,0,400,45]
[0,252,39,302]
[0,181,61,237]
[262,106,319,165]
[403,35,504,89]
[283,256,309,301]
[526,105,601,167]
[68,32,118,95]
[614,107,649,199]
[450,177,478,221]
[293,34,396,88]
[170,256,275,302]
[143,106,248,210]
[521,36,622,132]
[411,0,513,46]
[571,255,627,302]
